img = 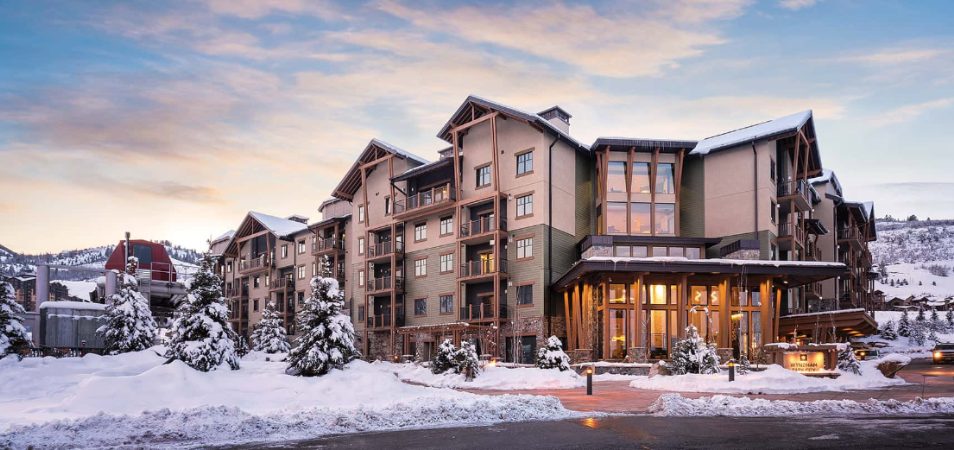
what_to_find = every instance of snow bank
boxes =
[628,361,904,394]
[0,350,577,447]
[649,393,954,417]
[38,300,105,311]
[383,362,586,390]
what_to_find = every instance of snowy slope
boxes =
[0,242,202,280]
[870,219,954,300]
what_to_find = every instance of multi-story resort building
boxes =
[213,95,878,363]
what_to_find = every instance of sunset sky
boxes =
[1,0,952,254]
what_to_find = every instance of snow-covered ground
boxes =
[628,359,906,394]
[381,362,643,390]
[52,279,98,300]
[650,393,954,416]
[877,260,954,301]
[855,311,954,358]
[0,350,577,448]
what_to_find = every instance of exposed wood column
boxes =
[625,146,634,235]
[633,274,643,349]
[718,277,729,348]
[650,148,659,236]
[675,149,685,236]
[563,291,573,351]
[677,274,688,338]
[759,278,771,348]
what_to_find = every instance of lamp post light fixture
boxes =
[728,359,736,382]
[586,367,593,395]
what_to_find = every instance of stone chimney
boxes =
[538,105,571,134]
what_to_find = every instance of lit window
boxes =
[517,285,533,305]
[656,163,675,194]
[650,284,668,305]
[607,161,626,193]
[516,194,533,217]
[609,284,626,304]
[516,237,533,259]
[606,202,627,235]
[476,165,491,187]
[516,151,533,175]
[631,202,652,234]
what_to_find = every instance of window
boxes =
[358,205,365,222]
[440,253,454,273]
[253,276,260,288]
[358,237,365,255]
[654,203,675,235]
[516,237,533,260]
[264,275,270,287]
[358,305,366,321]
[606,202,626,234]
[631,202,652,234]
[226,261,232,273]
[312,262,317,276]
[414,258,427,277]
[298,291,305,306]
[632,162,651,194]
[384,196,392,215]
[281,244,288,258]
[607,161,626,193]
[517,284,533,305]
[655,163,675,194]
[770,200,777,224]
[690,286,708,305]
[649,284,668,305]
[298,240,306,254]
[440,216,454,236]
[440,295,453,314]
[614,245,631,257]
[516,194,533,217]
[633,246,648,257]
[770,158,776,182]
[516,150,533,175]
[414,298,427,316]
[297,265,306,279]
[608,284,626,304]
[685,247,701,259]
[414,222,427,242]
[253,299,260,312]
[358,270,365,287]
[476,165,491,188]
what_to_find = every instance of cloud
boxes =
[848,48,946,65]
[779,0,817,11]
[202,0,344,20]
[376,0,748,78]
[871,98,954,126]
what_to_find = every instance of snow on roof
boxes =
[249,211,309,237]
[458,95,589,152]
[780,307,866,319]
[691,110,812,156]
[808,169,843,196]
[584,255,846,268]
[39,301,106,311]
[370,138,429,166]
[211,230,235,243]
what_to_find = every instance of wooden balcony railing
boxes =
[459,216,506,237]
[366,312,405,329]
[394,183,454,215]
[460,303,495,321]
[312,237,342,254]
[459,258,507,278]
[777,179,811,209]
[366,275,404,293]
[239,254,269,273]
[778,221,805,244]
[367,241,404,259]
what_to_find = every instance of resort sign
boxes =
[782,351,826,373]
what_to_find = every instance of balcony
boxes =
[312,237,342,255]
[271,277,295,291]
[393,183,455,220]
[366,275,404,294]
[238,254,270,274]
[459,216,507,244]
[226,286,247,299]
[805,243,822,261]
[366,312,405,330]
[459,258,508,281]
[460,302,506,322]
[777,179,811,212]
[806,281,823,300]
[838,226,865,251]
[776,221,804,251]
[367,241,404,262]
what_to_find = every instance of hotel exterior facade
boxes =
[214,96,877,363]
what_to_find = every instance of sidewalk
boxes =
[463,360,954,413]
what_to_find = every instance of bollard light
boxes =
[728,359,736,382]
[586,367,593,395]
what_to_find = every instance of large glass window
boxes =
[607,161,626,193]
[688,308,709,341]
[649,284,668,305]
[609,310,627,359]
[690,286,707,305]
[685,247,701,259]
[650,310,668,357]
[655,203,675,235]
[631,202,652,234]
[632,162,651,194]
[606,202,627,234]
[609,284,626,304]
[656,163,675,194]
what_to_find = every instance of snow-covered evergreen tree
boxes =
[669,325,720,375]
[916,308,926,323]
[454,341,480,378]
[0,282,29,359]
[880,320,898,340]
[928,326,939,344]
[736,354,751,375]
[930,308,941,331]
[286,261,358,377]
[97,258,158,355]
[251,302,290,354]
[166,255,240,371]
[947,309,954,331]
[837,344,861,375]
[536,335,571,371]
[431,339,457,374]
[897,310,912,337]
[910,323,927,346]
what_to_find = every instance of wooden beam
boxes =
[449,111,500,134]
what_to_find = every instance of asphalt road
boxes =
[232,414,954,449]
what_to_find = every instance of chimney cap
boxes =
[538,105,572,122]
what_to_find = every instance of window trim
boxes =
[515,235,534,261]
[414,257,428,278]
[413,298,428,317]
[414,222,428,243]
[515,191,535,219]
[358,237,365,255]
[516,282,534,307]
[357,204,366,223]
[439,216,454,237]
[515,148,534,177]
[439,252,455,274]
[439,293,454,315]
[475,163,492,189]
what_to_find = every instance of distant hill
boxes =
[0,242,203,281]
[870,219,954,301]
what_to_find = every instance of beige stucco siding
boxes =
[702,141,778,239]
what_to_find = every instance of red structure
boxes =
[105,240,177,282]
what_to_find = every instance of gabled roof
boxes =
[248,211,309,237]
[331,139,429,201]
[392,156,454,182]
[436,95,588,153]
[691,110,813,156]
[809,168,843,197]
[590,137,698,152]
[211,230,235,244]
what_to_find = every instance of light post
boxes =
[728,359,736,382]
[586,367,593,395]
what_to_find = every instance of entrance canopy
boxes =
[555,256,847,292]
[778,308,877,339]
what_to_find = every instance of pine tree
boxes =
[0,282,29,359]
[287,260,358,377]
[454,341,480,379]
[910,323,927,347]
[880,320,898,340]
[837,344,861,375]
[930,309,941,331]
[897,310,912,337]
[431,339,456,374]
[166,255,240,372]
[251,302,290,354]
[737,354,752,375]
[946,309,954,331]
[916,308,926,323]
[536,335,571,371]
[669,325,721,375]
[927,326,939,344]
[97,258,158,355]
